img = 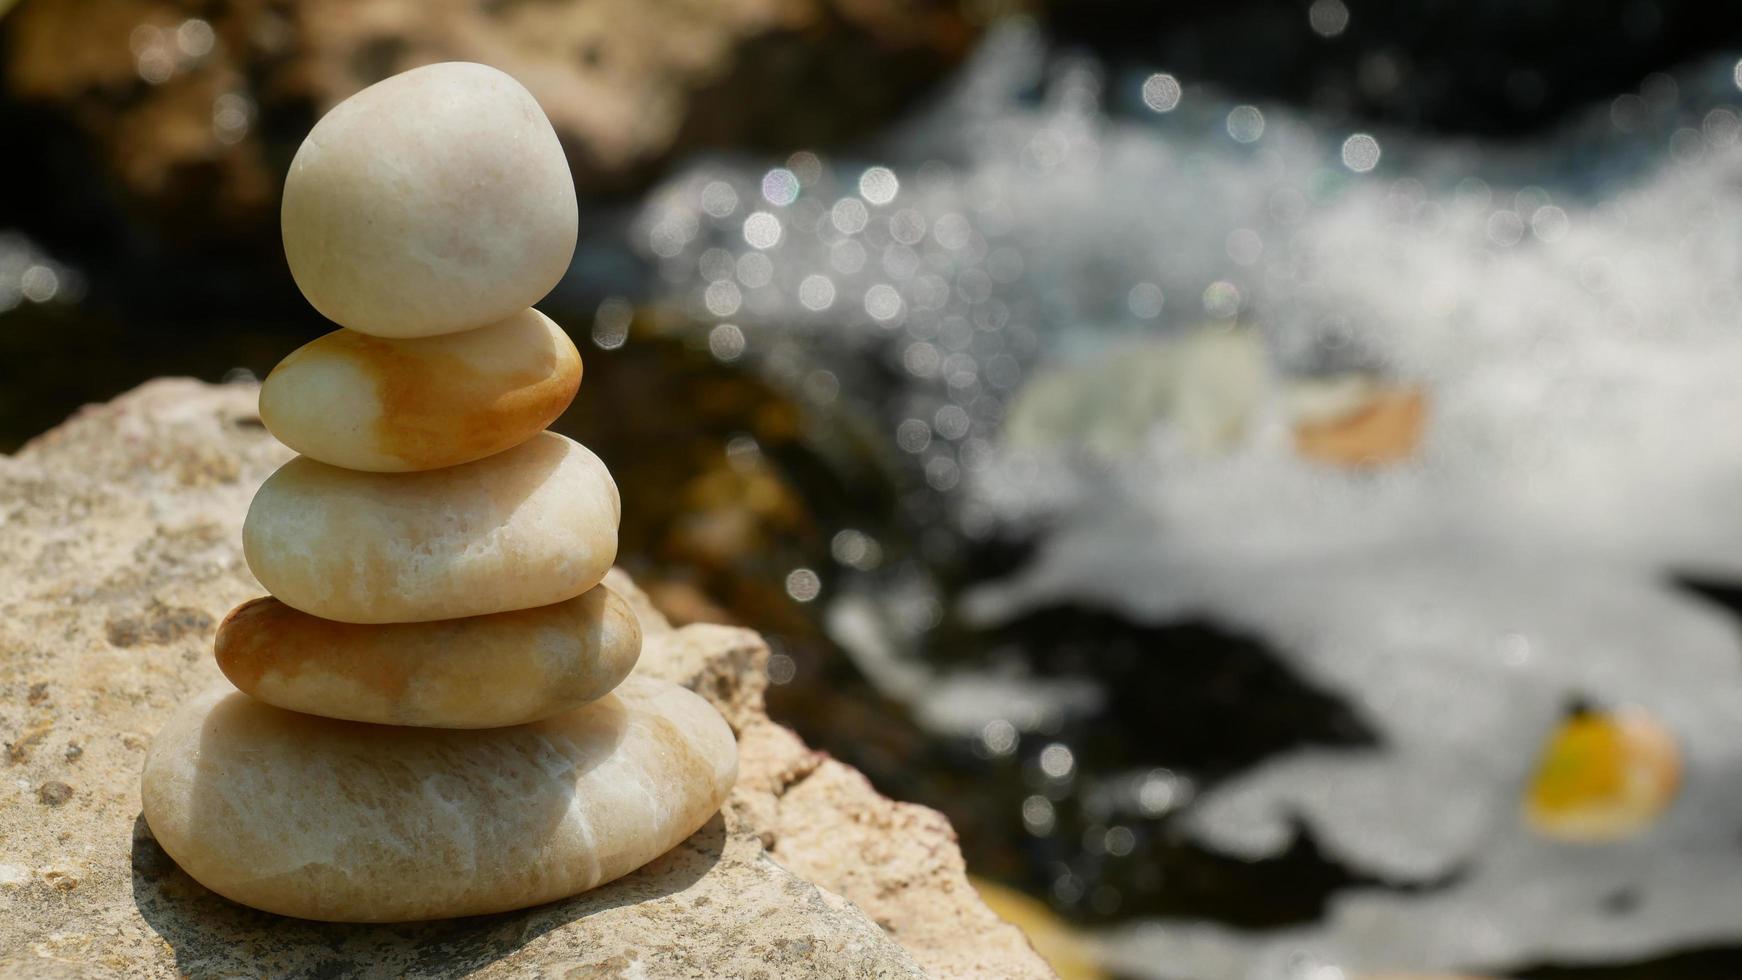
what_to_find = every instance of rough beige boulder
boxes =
[0,378,1056,978]
[215,585,640,728]
[258,308,582,472]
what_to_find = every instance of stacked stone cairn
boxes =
[141,63,737,922]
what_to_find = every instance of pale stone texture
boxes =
[244,430,619,623]
[215,586,640,728]
[142,676,736,921]
[281,62,578,338]
[0,379,1056,978]
[258,308,582,472]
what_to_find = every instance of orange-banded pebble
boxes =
[259,308,581,472]
[215,585,640,729]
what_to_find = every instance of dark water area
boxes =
[1046,0,1742,136]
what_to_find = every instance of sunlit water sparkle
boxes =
[630,22,1742,976]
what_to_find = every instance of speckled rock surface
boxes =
[0,378,1054,978]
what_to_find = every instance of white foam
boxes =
[642,22,1742,973]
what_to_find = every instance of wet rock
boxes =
[1003,330,1268,457]
[0,378,1054,977]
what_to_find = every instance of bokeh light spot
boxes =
[859,166,900,206]
[784,568,822,602]
[1341,133,1382,172]
[742,211,782,250]
[1141,73,1182,113]
[761,167,800,206]
[1308,0,1350,37]
[1227,105,1265,143]
[707,323,745,362]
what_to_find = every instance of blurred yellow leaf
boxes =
[1525,709,1681,842]
[969,876,1106,980]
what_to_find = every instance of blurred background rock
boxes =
[3,0,973,238]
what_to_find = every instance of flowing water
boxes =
[613,23,1742,978]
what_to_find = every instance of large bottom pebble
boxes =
[141,676,736,921]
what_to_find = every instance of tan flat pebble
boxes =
[281,62,577,338]
[141,676,737,921]
[1293,382,1427,468]
[243,431,618,623]
[215,585,640,728]
[258,308,581,472]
